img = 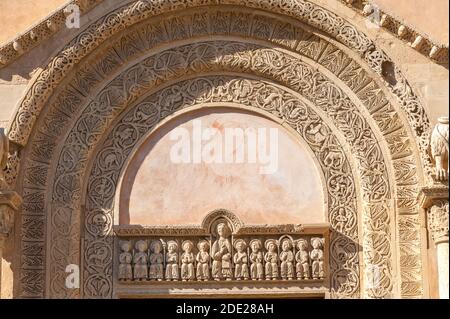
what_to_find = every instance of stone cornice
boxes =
[0,0,103,69]
[418,185,449,209]
[0,0,448,69]
[340,0,449,65]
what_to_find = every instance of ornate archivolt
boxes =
[84,75,359,299]
[6,2,430,299]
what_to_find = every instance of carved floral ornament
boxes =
[7,2,431,299]
[114,210,329,288]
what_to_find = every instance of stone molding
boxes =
[0,0,103,68]
[0,0,447,69]
[339,0,449,64]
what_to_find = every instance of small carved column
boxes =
[0,128,22,298]
[429,200,449,299]
[421,116,449,299]
[419,190,449,299]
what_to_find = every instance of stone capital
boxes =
[418,186,449,245]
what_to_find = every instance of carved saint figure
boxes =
[165,241,179,281]
[196,240,210,281]
[249,239,264,280]
[233,239,249,280]
[181,240,196,281]
[264,239,279,280]
[149,240,164,281]
[0,127,9,189]
[133,240,148,281]
[279,238,294,280]
[211,222,232,281]
[431,116,449,181]
[310,237,324,279]
[295,239,310,280]
[118,241,133,281]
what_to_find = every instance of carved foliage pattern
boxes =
[14,5,425,298]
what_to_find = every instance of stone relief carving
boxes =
[196,240,211,281]
[250,239,264,280]
[149,240,164,281]
[118,241,133,281]
[165,241,179,281]
[310,237,325,279]
[233,239,249,280]
[428,201,449,244]
[115,212,329,284]
[296,238,310,280]
[211,223,233,281]
[181,240,196,281]
[0,128,9,189]
[430,117,449,181]
[12,5,427,299]
[133,240,148,281]
[85,75,360,298]
[280,238,295,280]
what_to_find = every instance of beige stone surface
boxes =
[0,0,69,44]
[374,0,449,45]
[120,109,325,226]
[0,84,27,123]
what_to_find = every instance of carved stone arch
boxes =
[83,75,360,299]
[39,37,402,298]
[8,1,431,299]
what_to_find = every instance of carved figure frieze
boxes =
[114,211,328,284]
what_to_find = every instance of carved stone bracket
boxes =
[418,186,449,244]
